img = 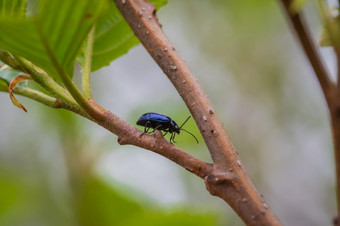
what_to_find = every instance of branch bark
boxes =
[111,0,283,225]
[101,111,213,179]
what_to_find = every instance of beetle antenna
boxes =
[180,128,199,143]
[179,116,191,129]
[179,116,199,143]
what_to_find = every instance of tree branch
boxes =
[112,0,283,225]
[71,108,212,179]
[279,0,335,105]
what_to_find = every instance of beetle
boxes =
[136,112,199,144]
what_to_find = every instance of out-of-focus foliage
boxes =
[0,108,217,226]
[77,177,215,226]
[319,16,340,47]
[0,0,26,18]
[0,79,7,91]
[0,0,107,80]
[88,0,167,71]
[290,0,310,14]
[0,166,216,226]
[318,2,340,49]
[0,0,167,84]
[0,0,168,114]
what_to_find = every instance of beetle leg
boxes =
[170,133,176,144]
[140,121,151,138]
[145,121,152,133]
[173,134,177,143]
[151,124,162,133]
[139,131,146,138]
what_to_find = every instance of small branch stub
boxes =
[205,172,234,184]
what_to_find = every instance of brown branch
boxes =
[280,0,340,222]
[99,111,213,179]
[332,36,340,223]
[331,107,340,223]
[112,0,283,225]
[335,50,340,92]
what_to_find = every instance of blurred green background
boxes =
[0,0,336,225]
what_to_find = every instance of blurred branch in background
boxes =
[280,0,340,223]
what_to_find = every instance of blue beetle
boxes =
[136,112,198,144]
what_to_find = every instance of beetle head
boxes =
[170,120,180,134]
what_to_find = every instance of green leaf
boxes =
[319,14,340,48]
[37,0,108,75]
[289,0,310,14]
[0,172,21,216]
[88,0,167,71]
[0,0,27,18]
[77,176,216,226]
[124,211,217,226]
[0,78,8,91]
[0,0,27,75]
[77,177,144,226]
[151,0,167,9]
[0,0,108,82]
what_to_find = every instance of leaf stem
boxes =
[11,57,93,119]
[82,25,96,100]
[11,86,57,108]
[1,86,93,120]
[15,57,78,106]
[38,27,105,119]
